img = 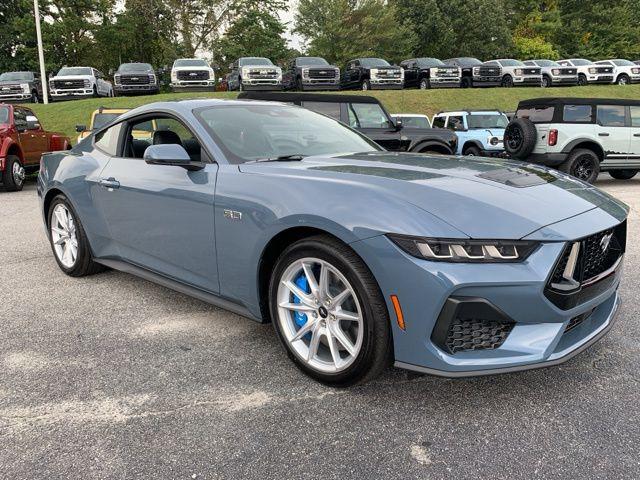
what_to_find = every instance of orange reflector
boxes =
[390,295,405,330]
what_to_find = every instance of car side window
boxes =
[13,108,27,129]
[301,101,341,121]
[124,116,203,162]
[349,103,392,129]
[516,106,554,123]
[597,105,626,127]
[94,123,123,156]
[563,105,592,123]
[630,106,640,127]
[446,116,465,131]
[432,116,446,128]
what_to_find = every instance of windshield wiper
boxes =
[253,154,307,163]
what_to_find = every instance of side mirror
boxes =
[27,120,41,130]
[143,144,203,171]
[108,68,114,76]
[76,124,87,133]
[394,118,403,131]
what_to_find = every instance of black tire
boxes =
[419,78,430,90]
[461,77,472,88]
[541,75,551,88]
[559,148,600,184]
[296,77,303,91]
[2,155,25,192]
[268,235,391,386]
[577,74,588,86]
[32,91,40,103]
[501,75,514,88]
[617,74,630,85]
[92,85,98,98]
[47,194,104,277]
[361,80,371,91]
[608,169,638,180]
[463,145,481,156]
[503,118,537,159]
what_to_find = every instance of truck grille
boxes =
[478,66,501,76]
[177,70,209,81]
[248,69,278,79]
[308,68,338,79]
[559,67,577,75]
[0,84,22,93]
[523,67,541,75]
[376,69,402,78]
[434,68,459,77]
[120,74,152,85]
[53,79,88,89]
[596,66,613,74]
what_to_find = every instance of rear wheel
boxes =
[463,145,481,156]
[269,235,391,386]
[3,156,25,192]
[609,169,638,180]
[617,74,630,85]
[560,148,600,184]
[48,195,104,276]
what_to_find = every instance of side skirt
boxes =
[96,258,262,322]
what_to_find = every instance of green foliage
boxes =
[514,36,558,60]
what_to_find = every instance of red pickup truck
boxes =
[1,103,70,191]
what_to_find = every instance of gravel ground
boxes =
[1,176,639,479]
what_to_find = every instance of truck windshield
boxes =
[298,57,329,66]
[118,63,153,72]
[467,114,509,129]
[612,59,635,66]
[196,104,380,164]
[58,67,92,76]
[240,58,273,66]
[534,60,559,67]
[500,59,525,67]
[174,59,208,67]
[0,106,8,124]
[0,72,33,81]
[570,59,592,66]
[360,58,390,68]
[416,58,445,67]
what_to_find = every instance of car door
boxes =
[13,107,37,164]
[92,115,220,293]
[401,61,414,87]
[630,106,640,164]
[23,109,48,166]
[595,104,630,162]
[348,101,402,150]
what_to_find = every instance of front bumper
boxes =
[429,78,461,88]
[170,81,216,91]
[472,77,502,87]
[513,76,542,86]
[0,93,34,102]
[369,80,404,90]
[50,90,93,100]
[115,85,159,94]
[550,76,579,86]
[301,80,340,91]
[241,82,284,91]
[586,75,614,84]
[352,213,625,376]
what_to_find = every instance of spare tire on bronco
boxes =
[504,118,537,159]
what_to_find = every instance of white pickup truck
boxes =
[48,67,113,101]
[170,58,216,91]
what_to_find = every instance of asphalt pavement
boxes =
[1,176,639,479]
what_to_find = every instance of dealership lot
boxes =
[1,178,639,479]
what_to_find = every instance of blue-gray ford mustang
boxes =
[37,99,628,386]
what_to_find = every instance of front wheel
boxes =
[577,74,588,86]
[609,169,638,180]
[559,148,600,184]
[463,145,481,156]
[419,78,429,89]
[501,75,514,88]
[32,91,40,103]
[617,74,630,85]
[461,77,472,88]
[541,76,551,88]
[361,80,371,91]
[269,235,391,386]
[3,155,25,191]
[48,195,104,277]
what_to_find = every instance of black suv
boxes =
[444,58,502,88]
[0,71,46,103]
[238,92,457,154]
[113,63,159,95]
[283,57,340,91]
[341,58,404,90]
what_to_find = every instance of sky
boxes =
[280,1,304,50]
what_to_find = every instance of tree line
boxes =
[1,0,639,76]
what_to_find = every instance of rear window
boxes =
[563,105,592,123]
[432,116,446,128]
[597,105,626,127]
[516,106,554,123]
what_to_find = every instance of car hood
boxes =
[0,80,27,86]
[50,75,91,81]
[239,152,625,239]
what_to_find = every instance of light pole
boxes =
[34,0,48,104]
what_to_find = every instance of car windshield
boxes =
[534,60,558,67]
[240,57,273,66]
[174,59,208,67]
[196,104,380,164]
[570,59,592,66]
[92,113,122,130]
[395,116,430,129]
[500,59,524,67]
[118,63,153,72]
[0,106,8,124]
[417,58,445,67]
[57,67,92,76]
[360,58,390,68]
[0,72,33,81]
[612,59,635,66]
[455,58,481,66]
[298,57,329,66]
[467,114,509,129]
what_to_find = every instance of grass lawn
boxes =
[28,85,640,143]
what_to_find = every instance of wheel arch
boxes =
[4,141,24,162]
[462,140,483,153]
[564,139,605,161]
[43,187,66,227]
[411,140,452,155]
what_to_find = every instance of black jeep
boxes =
[283,57,340,91]
[237,92,457,155]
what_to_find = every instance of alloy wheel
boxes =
[12,161,25,187]
[573,155,596,181]
[51,204,78,268]
[276,257,364,374]
[420,79,428,89]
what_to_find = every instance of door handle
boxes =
[98,177,120,189]
[634,133,640,137]
[598,133,610,137]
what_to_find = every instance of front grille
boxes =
[120,74,152,85]
[177,70,209,81]
[478,66,500,76]
[596,67,613,74]
[308,68,338,79]
[0,84,22,93]
[248,69,278,79]
[445,317,514,354]
[53,79,87,89]
[523,67,541,75]
[376,69,402,78]
[434,68,459,77]
[560,68,577,75]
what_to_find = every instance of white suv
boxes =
[49,67,113,100]
[170,58,216,91]
[595,59,640,85]
[557,59,614,85]
[503,97,640,183]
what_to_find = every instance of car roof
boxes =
[518,97,640,108]
[237,91,380,104]
[435,110,504,116]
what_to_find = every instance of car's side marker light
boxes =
[390,295,405,331]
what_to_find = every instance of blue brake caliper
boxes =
[292,272,311,339]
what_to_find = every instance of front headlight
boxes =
[632,68,640,74]
[171,70,177,81]
[114,74,121,85]
[241,67,251,77]
[302,68,310,78]
[552,69,560,75]
[21,83,30,92]
[514,69,523,76]
[387,234,539,263]
[588,68,596,74]
[472,67,480,75]
[370,68,379,79]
